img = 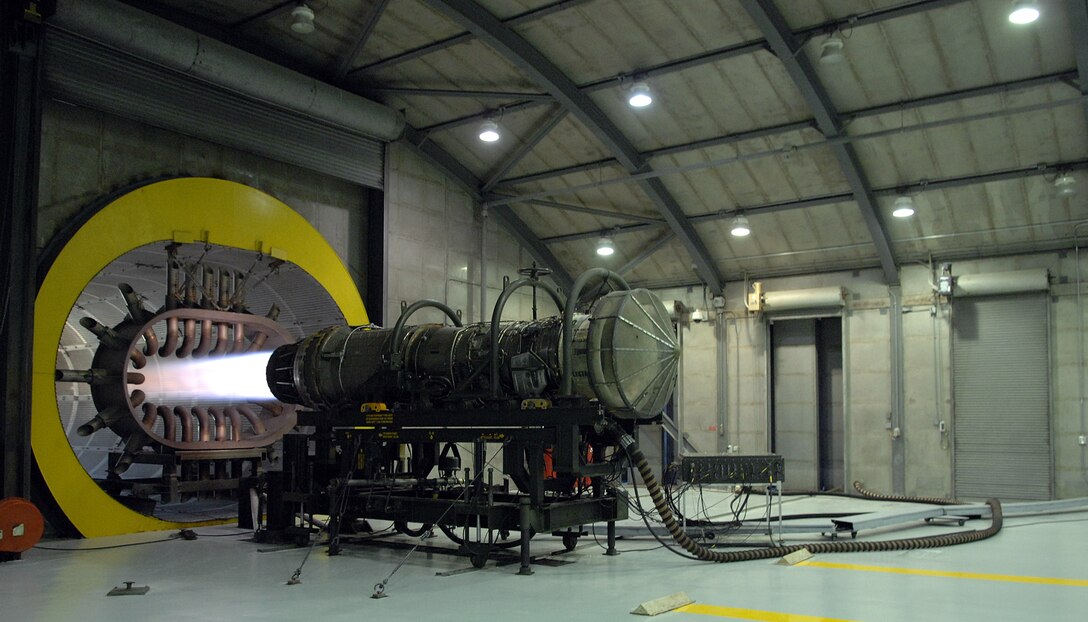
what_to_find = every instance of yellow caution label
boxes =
[521,398,552,410]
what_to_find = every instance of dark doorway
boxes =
[770,317,843,492]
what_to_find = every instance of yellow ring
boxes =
[34,178,367,537]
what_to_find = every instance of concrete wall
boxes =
[37,100,371,299]
[657,255,1088,500]
[384,141,541,325]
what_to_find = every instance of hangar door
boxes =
[770,318,844,492]
[951,294,1051,500]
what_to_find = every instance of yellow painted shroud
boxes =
[34,178,367,537]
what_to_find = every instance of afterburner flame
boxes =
[137,352,275,402]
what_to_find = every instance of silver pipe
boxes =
[716,309,727,452]
[890,286,905,494]
[1074,222,1088,486]
[50,0,405,141]
[480,206,488,323]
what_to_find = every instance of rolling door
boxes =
[951,294,1051,500]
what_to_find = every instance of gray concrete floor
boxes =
[2,494,1086,621]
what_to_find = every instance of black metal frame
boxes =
[262,402,631,573]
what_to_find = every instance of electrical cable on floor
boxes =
[34,537,179,551]
[609,424,1004,563]
[32,525,258,552]
[589,522,664,554]
[371,439,509,598]
[621,458,702,561]
[34,530,188,551]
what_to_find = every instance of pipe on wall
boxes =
[953,269,1049,297]
[1076,224,1088,487]
[762,287,846,311]
[715,308,727,452]
[49,0,405,141]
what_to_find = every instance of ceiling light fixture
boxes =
[596,235,615,256]
[628,81,652,108]
[730,214,750,237]
[1055,173,1077,197]
[892,195,915,218]
[818,34,845,65]
[1008,0,1040,24]
[478,119,500,143]
[291,3,315,34]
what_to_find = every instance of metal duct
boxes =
[48,0,404,142]
[954,269,1050,297]
[44,31,387,188]
[762,287,846,311]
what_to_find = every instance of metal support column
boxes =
[1,1,50,500]
[604,515,618,556]
[890,286,906,494]
[517,497,534,575]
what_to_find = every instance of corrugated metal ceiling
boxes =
[126,0,1088,288]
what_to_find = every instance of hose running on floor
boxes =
[615,431,1002,563]
[852,480,963,506]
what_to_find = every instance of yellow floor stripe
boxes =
[797,560,1088,587]
[676,604,857,622]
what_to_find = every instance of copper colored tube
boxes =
[212,322,230,355]
[231,323,245,353]
[256,401,283,417]
[157,405,176,442]
[209,407,227,441]
[225,406,243,441]
[141,402,157,427]
[178,319,197,358]
[128,389,146,408]
[142,329,159,356]
[237,405,266,435]
[193,407,212,442]
[129,350,147,369]
[160,316,179,356]
[246,330,268,352]
[126,372,146,385]
[174,406,193,442]
[194,319,214,356]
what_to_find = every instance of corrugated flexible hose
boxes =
[852,480,963,505]
[617,432,1002,563]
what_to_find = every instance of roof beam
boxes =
[419,99,543,133]
[746,0,895,282]
[348,0,594,76]
[486,89,1087,204]
[544,222,664,244]
[333,0,391,82]
[844,70,1076,121]
[424,0,725,292]
[401,126,574,291]
[537,159,1088,243]
[1068,0,1088,126]
[228,1,294,30]
[363,87,553,101]
[619,233,676,276]
[524,198,664,224]
[495,71,1072,190]
[408,0,969,135]
[496,119,815,190]
[482,106,568,192]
